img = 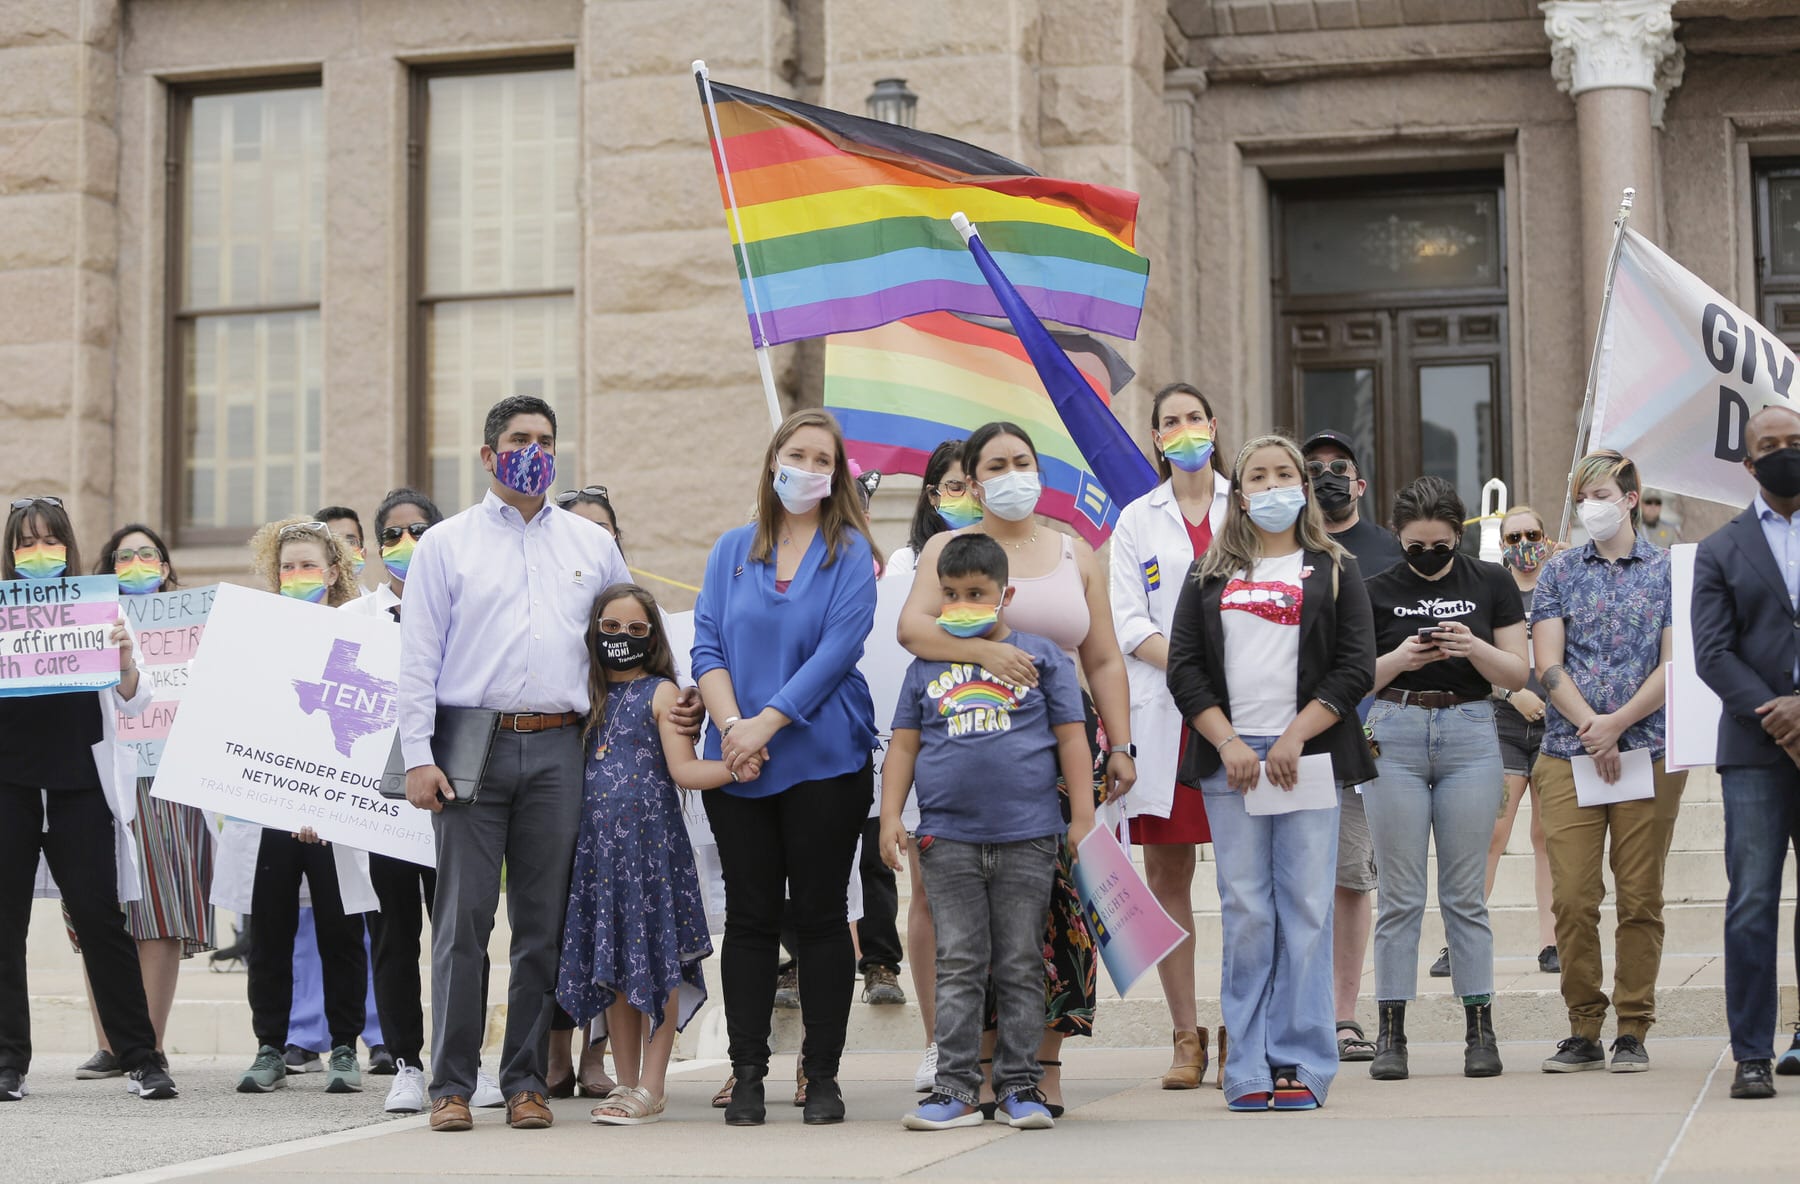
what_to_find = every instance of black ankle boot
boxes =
[1464,1001,1503,1078]
[802,1075,845,1125]
[724,1063,767,1125]
[1370,1000,1409,1081]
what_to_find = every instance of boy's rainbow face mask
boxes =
[937,603,1000,638]
[115,556,164,595]
[13,541,68,580]
[1157,424,1214,473]
[279,568,329,603]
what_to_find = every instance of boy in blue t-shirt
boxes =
[878,534,1093,1132]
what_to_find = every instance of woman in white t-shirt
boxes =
[1165,436,1376,1113]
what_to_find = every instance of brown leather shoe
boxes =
[506,1089,554,1129]
[430,1095,473,1132]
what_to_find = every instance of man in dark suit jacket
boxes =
[1691,403,1800,1100]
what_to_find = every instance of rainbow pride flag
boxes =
[698,77,1149,346]
[824,311,1135,547]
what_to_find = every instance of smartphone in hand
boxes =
[1416,624,1441,647]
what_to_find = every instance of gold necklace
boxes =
[1000,527,1038,551]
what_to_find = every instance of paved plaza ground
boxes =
[10,1040,1796,1183]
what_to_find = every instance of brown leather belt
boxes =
[1376,688,1482,709]
[496,711,583,733]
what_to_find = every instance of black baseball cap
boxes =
[1302,430,1360,468]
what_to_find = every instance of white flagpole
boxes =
[694,60,783,431]
[1559,187,1636,541]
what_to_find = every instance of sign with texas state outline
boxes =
[153,582,433,864]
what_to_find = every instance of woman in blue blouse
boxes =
[692,408,882,1128]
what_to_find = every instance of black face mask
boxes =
[1313,473,1355,516]
[1753,448,1800,499]
[1404,545,1456,577]
[598,633,652,672]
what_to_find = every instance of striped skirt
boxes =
[65,777,217,957]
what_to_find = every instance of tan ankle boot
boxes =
[1215,1026,1228,1091]
[1160,1029,1207,1089]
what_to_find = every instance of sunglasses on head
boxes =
[379,522,431,544]
[10,496,63,511]
[555,485,610,505]
[1503,529,1545,545]
[278,521,330,541]
[1304,459,1354,478]
[597,616,652,638]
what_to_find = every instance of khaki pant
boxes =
[1534,754,1686,1041]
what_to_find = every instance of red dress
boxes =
[1128,513,1215,846]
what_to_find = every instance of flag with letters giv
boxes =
[1591,228,1799,506]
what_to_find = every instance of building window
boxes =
[413,63,578,511]
[169,82,324,541]
[1754,158,1800,351]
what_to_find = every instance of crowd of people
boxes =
[4,391,1799,1125]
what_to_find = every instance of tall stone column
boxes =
[1543,0,1684,334]
[1164,68,1205,385]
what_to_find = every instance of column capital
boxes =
[1542,0,1684,126]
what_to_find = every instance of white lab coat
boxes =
[33,650,157,904]
[1107,477,1230,822]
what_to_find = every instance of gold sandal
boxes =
[590,1084,665,1126]
[711,1074,735,1109]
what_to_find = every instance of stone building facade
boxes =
[4,0,1800,602]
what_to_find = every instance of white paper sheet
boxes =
[1572,747,1656,807]
[1243,752,1338,816]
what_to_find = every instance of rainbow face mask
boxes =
[13,542,67,580]
[115,556,164,595]
[937,490,983,530]
[279,569,328,603]
[380,535,417,583]
[495,444,556,497]
[937,604,999,638]
[1158,425,1214,473]
[348,545,366,579]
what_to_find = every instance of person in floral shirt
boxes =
[1530,450,1686,1075]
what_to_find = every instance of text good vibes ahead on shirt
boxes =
[891,629,1086,845]
[1365,555,1524,701]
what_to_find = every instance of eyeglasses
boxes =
[379,522,431,544]
[1503,529,1545,545]
[278,520,329,541]
[10,496,63,511]
[930,479,971,496]
[597,617,652,638]
[114,547,161,564]
[1403,542,1456,557]
[556,485,611,505]
[1304,459,1354,478]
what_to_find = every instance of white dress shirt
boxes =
[398,489,628,769]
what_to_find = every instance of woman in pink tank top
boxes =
[896,421,1137,1116]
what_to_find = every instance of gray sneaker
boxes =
[283,1044,322,1074]
[75,1049,122,1079]
[239,1045,289,1093]
[862,966,906,1006]
[324,1045,363,1093]
[1609,1035,1649,1073]
[1542,1036,1606,1073]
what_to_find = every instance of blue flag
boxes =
[953,215,1160,512]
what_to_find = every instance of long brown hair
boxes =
[2,498,82,580]
[749,409,883,570]
[583,583,679,743]
[1197,434,1347,582]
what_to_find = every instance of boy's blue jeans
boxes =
[918,834,1060,1105]
[1199,734,1340,1105]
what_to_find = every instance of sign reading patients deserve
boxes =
[0,575,121,697]
[116,584,216,778]
[153,582,434,865]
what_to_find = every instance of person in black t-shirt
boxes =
[1359,476,1528,1085]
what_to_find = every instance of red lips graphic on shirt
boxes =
[1220,578,1302,626]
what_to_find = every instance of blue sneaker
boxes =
[902,1092,982,1130]
[1778,1025,1800,1077]
[997,1088,1055,1130]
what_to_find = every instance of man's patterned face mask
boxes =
[495,443,556,497]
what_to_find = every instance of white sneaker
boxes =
[913,1044,938,1093]
[472,1068,504,1109]
[383,1062,426,1113]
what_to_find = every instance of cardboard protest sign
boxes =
[116,585,216,778]
[0,575,121,697]
[153,582,433,864]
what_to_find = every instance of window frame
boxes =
[406,55,579,495]
[1754,156,1800,351]
[163,72,324,548]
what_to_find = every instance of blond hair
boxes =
[1198,434,1347,582]
[749,408,883,570]
[1501,503,1546,534]
[250,517,362,607]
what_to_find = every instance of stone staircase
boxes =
[24,768,1796,1057]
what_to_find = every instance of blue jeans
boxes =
[1720,763,1800,1063]
[1363,699,1504,1001]
[918,834,1060,1105]
[1199,734,1340,1105]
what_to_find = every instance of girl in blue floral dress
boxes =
[556,584,738,1126]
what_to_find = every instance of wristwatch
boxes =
[1107,743,1138,759]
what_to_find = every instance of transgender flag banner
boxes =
[1591,228,1800,506]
